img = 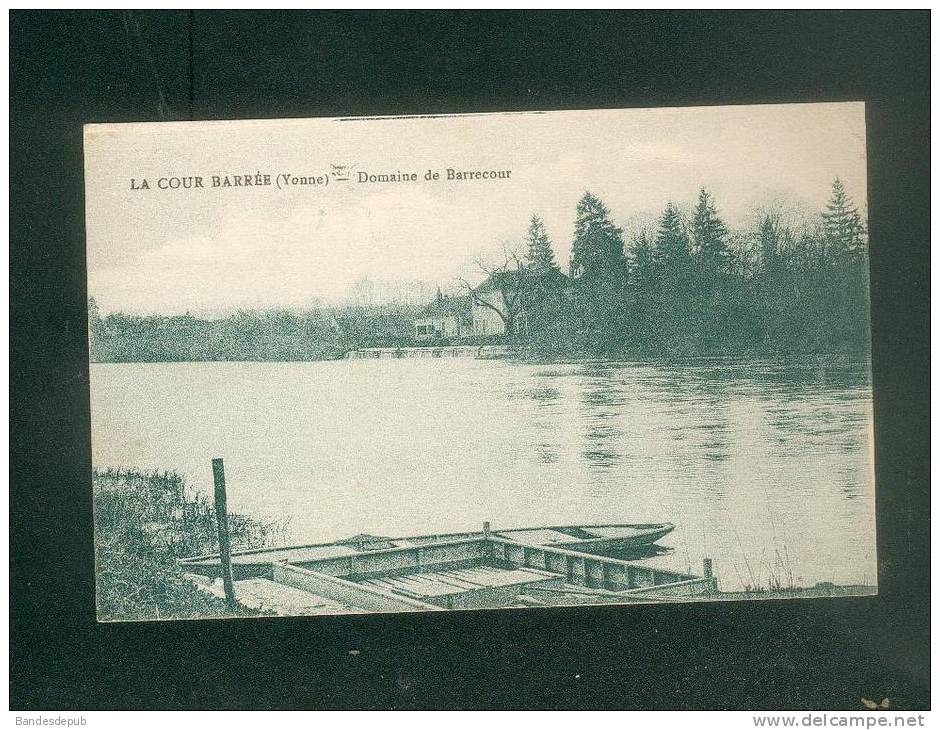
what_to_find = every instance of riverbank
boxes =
[91,345,871,368]
[93,468,288,621]
[87,299,868,365]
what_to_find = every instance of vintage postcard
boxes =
[84,103,876,621]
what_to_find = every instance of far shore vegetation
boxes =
[94,468,289,621]
[89,179,869,363]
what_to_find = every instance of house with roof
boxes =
[469,267,572,338]
[468,272,522,338]
[414,290,473,342]
[415,267,571,343]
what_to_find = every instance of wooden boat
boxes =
[342,522,675,556]
[495,523,674,554]
[178,520,704,615]
[181,522,675,569]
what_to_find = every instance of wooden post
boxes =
[481,521,493,561]
[212,458,237,611]
[703,558,716,593]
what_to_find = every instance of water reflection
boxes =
[508,385,562,403]
[604,543,675,561]
[577,373,627,471]
[535,442,559,464]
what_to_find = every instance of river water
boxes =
[90,358,877,592]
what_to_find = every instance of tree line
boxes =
[518,178,870,358]
[88,302,419,362]
[88,178,869,362]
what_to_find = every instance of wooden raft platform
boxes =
[180,525,717,615]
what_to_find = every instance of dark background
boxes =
[10,11,930,710]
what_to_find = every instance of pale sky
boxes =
[84,103,867,315]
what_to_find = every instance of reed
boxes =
[93,467,289,621]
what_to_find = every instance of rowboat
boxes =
[356,522,677,555]
[181,521,677,568]
[495,523,674,553]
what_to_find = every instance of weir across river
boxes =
[345,345,510,359]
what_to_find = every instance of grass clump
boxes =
[93,468,289,621]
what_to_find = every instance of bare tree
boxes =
[457,248,529,338]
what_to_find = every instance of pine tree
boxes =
[570,192,625,281]
[525,214,558,274]
[822,178,865,257]
[653,202,690,272]
[691,188,731,274]
[629,228,656,292]
[522,214,563,339]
